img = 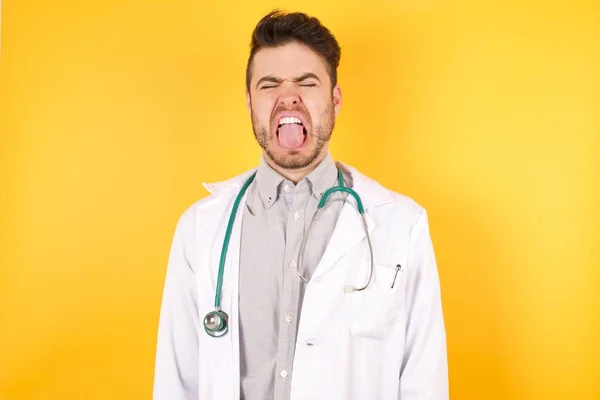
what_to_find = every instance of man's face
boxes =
[246,41,342,170]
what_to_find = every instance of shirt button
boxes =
[285,314,293,323]
[284,185,291,192]
[293,211,300,220]
[280,369,288,378]
[289,260,297,269]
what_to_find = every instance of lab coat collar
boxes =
[202,160,393,210]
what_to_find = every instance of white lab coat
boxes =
[153,161,448,400]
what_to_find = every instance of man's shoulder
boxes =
[341,162,426,219]
[173,167,257,226]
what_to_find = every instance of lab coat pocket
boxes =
[349,263,405,340]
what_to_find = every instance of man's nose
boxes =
[278,84,300,107]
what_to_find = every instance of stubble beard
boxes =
[250,102,335,170]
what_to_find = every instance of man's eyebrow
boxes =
[293,73,321,83]
[255,73,322,89]
[255,75,283,89]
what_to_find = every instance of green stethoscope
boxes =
[203,167,375,338]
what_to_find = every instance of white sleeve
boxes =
[153,210,199,399]
[399,210,449,399]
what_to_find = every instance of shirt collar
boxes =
[255,152,339,208]
[256,157,285,208]
[202,160,395,212]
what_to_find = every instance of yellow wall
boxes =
[1,0,598,399]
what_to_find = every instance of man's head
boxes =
[245,10,342,173]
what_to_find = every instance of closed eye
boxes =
[299,83,317,87]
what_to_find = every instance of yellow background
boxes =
[1,0,598,399]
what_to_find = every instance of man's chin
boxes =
[266,148,318,170]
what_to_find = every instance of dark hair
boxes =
[246,10,341,91]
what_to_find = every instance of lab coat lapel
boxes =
[311,202,375,281]
[203,168,256,400]
[311,163,392,281]
[226,190,244,400]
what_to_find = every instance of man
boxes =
[153,10,448,400]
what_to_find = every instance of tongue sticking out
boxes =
[278,124,305,149]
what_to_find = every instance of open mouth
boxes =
[277,116,307,149]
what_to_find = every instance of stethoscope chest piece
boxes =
[204,310,229,338]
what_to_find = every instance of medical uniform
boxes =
[153,153,449,399]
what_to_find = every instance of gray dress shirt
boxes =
[238,152,349,400]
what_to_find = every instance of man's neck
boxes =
[263,151,328,184]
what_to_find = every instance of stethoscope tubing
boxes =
[205,166,374,337]
[215,172,257,309]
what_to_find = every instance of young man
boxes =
[153,10,448,400]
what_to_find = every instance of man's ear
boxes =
[246,90,252,116]
[333,85,342,116]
